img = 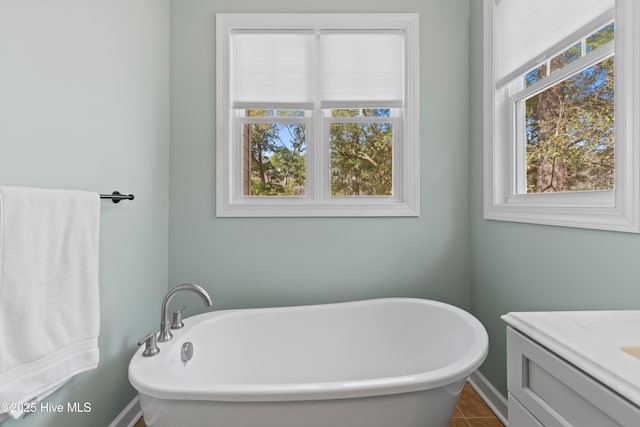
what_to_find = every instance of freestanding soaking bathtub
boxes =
[129,298,488,427]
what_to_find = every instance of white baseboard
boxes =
[108,396,141,427]
[468,371,508,426]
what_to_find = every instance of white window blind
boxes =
[231,30,404,110]
[495,0,614,86]
[319,31,404,108]
[231,31,315,109]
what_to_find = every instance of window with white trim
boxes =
[484,0,640,232]
[216,14,419,217]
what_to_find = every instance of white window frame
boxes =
[216,13,419,217]
[483,0,640,232]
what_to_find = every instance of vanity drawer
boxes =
[507,327,640,427]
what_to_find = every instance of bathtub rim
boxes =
[128,298,488,402]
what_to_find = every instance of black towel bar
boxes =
[100,191,134,203]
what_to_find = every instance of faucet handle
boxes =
[138,332,160,357]
[171,306,187,330]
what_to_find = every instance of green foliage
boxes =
[525,56,614,193]
[330,120,393,196]
[328,108,393,196]
[246,113,306,196]
[587,24,614,52]
[246,108,394,197]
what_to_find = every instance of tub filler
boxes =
[129,298,488,427]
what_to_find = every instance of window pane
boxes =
[363,108,391,117]
[247,109,273,117]
[330,122,393,196]
[243,123,306,196]
[550,43,582,74]
[586,23,615,53]
[246,109,305,117]
[275,109,306,118]
[526,64,548,87]
[330,108,392,118]
[331,109,360,117]
[525,57,614,193]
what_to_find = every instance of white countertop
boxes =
[502,310,640,408]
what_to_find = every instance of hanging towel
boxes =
[0,186,100,419]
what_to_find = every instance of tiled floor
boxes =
[448,383,505,427]
[135,382,504,427]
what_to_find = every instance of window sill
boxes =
[216,198,419,217]
[484,202,638,233]
[504,190,615,208]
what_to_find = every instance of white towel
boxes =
[0,186,100,419]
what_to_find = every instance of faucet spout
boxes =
[158,283,212,342]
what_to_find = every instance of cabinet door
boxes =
[507,327,640,427]
[508,393,543,427]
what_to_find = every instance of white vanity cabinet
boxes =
[503,311,640,427]
[507,327,640,426]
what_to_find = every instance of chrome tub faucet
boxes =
[158,283,212,342]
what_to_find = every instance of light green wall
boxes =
[469,0,640,396]
[169,0,472,313]
[5,0,600,423]
[0,1,170,426]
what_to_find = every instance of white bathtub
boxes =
[129,298,488,427]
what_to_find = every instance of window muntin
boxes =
[524,23,615,87]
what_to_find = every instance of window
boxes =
[216,14,419,217]
[484,0,640,232]
[517,24,615,195]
